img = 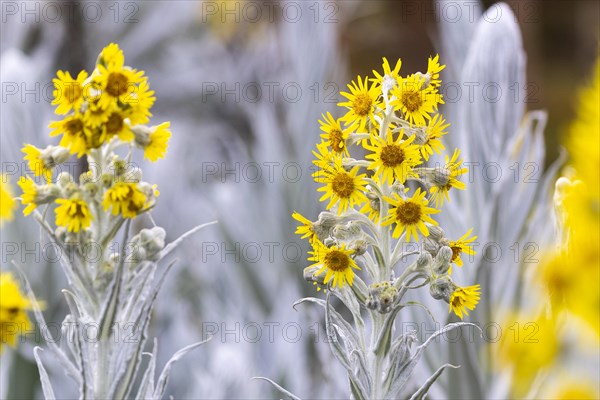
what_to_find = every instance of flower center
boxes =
[329,129,345,152]
[352,93,373,117]
[380,144,405,167]
[331,172,355,199]
[450,245,462,262]
[324,250,350,272]
[106,112,123,134]
[395,201,422,225]
[106,72,129,97]
[451,293,465,308]
[71,203,87,218]
[402,90,423,112]
[66,118,84,135]
[65,84,82,104]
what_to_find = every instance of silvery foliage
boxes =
[411,2,563,399]
[18,216,215,400]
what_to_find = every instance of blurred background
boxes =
[1,0,598,398]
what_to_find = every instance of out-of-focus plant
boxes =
[9,43,215,399]
[259,56,483,399]
[496,59,600,400]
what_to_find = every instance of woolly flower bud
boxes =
[57,172,73,187]
[428,225,445,241]
[350,239,368,256]
[41,145,70,168]
[131,227,167,262]
[432,246,453,275]
[129,167,143,183]
[112,159,128,177]
[80,171,94,185]
[313,211,342,242]
[332,221,362,241]
[416,252,433,271]
[429,275,456,302]
[132,125,153,147]
[429,167,451,187]
[303,265,326,287]
[62,182,79,198]
[366,281,399,314]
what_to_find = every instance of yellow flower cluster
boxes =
[294,56,479,319]
[0,175,17,224]
[16,44,169,232]
[0,272,35,352]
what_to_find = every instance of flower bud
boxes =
[429,275,456,302]
[432,246,453,275]
[57,172,73,187]
[416,252,432,271]
[366,281,399,313]
[332,221,361,240]
[41,145,70,168]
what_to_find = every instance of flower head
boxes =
[94,54,145,109]
[429,148,467,207]
[447,228,477,273]
[417,114,448,161]
[17,176,39,216]
[0,272,35,352]
[22,144,53,182]
[372,57,402,97]
[338,76,380,132]
[55,197,93,232]
[319,112,352,156]
[449,284,480,319]
[52,70,88,115]
[391,74,441,126]
[0,175,17,224]
[364,131,421,185]
[383,188,439,241]
[308,240,360,288]
[315,159,368,215]
[426,54,445,88]
[143,122,171,162]
[49,114,89,157]
[292,211,316,243]
[103,182,148,219]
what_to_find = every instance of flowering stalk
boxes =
[262,56,481,399]
[11,44,215,399]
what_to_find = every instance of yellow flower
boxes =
[318,112,352,156]
[83,99,111,128]
[383,188,439,241]
[497,315,558,396]
[103,182,148,219]
[315,159,368,215]
[0,272,35,352]
[22,144,52,182]
[391,74,441,126]
[94,60,145,110]
[55,197,93,232]
[127,80,155,125]
[364,131,421,185]
[448,284,480,319]
[429,148,467,207]
[338,75,380,132]
[360,197,381,223]
[292,211,316,243]
[49,114,89,157]
[312,141,340,173]
[0,175,17,224]
[447,228,477,273]
[419,114,448,161]
[308,240,360,288]
[102,108,134,143]
[426,54,445,88]
[372,57,402,93]
[52,70,88,115]
[17,176,39,216]
[143,122,171,162]
[97,43,125,68]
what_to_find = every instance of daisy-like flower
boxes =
[142,122,171,162]
[55,197,93,232]
[22,144,52,182]
[308,240,360,288]
[17,176,40,216]
[315,159,368,215]
[448,228,477,273]
[319,112,352,156]
[418,114,449,161]
[0,272,35,352]
[97,42,125,68]
[127,80,155,125]
[49,114,89,157]
[83,98,111,128]
[426,54,445,88]
[429,148,467,207]
[449,284,480,319]
[338,76,380,132]
[52,70,88,115]
[383,188,440,241]
[391,74,441,126]
[372,57,402,97]
[103,182,148,218]
[360,197,381,223]
[102,108,134,143]
[292,211,317,243]
[94,54,145,110]
[0,175,16,223]
[364,131,421,185]
[311,141,339,174]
